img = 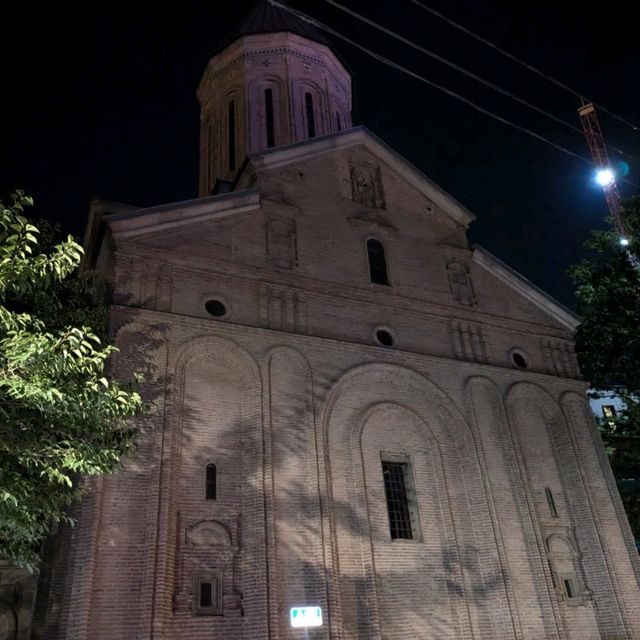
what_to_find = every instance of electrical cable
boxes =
[270,0,592,165]
[317,0,640,165]
[406,0,640,134]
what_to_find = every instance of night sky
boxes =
[2,0,639,307]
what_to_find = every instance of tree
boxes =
[0,192,143,570]
[570,196,640,543]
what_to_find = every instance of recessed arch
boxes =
[295,80,327,138]
[151,334,264,634]
[321,362,505,639]
[186,519,232,548]
[247,76,286,150]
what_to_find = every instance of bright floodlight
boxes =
[620,237,630,247]
[595,168,615,187]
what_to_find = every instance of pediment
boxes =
[250,126,476,228]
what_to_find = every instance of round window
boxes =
[376,329,395,347]
[205,299,227,318]
[511,349,529,369]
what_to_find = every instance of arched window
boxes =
[367,239,389,285]
[206,463,217,500]
[336,111,342,132]
[265,88,275,148]
[227,100,236,172]
[207,124,213,187]
[545,487,558,517]
[305,92,316,138]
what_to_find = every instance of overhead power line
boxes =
[406,0,640,134]
[319,0,581,134]
[317,0,640,165]
[270,0,591,165]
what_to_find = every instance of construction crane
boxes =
[578,101,640,272]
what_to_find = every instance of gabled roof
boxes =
[102,126,475,239]
[473,245,580,330]
[213,0,332,55]
[96,126,579,334]
[249,126,476,226]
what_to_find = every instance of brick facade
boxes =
[32,14,640,639]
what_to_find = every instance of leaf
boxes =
[0,191,145,567]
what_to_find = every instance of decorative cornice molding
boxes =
[472,245,580,331]
[104,189,260,239]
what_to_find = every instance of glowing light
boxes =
[616,160,630,178]
[620,237,630,247]
[595,168,616,187]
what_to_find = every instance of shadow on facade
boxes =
[180,376,509,640]
[31,319,169,640]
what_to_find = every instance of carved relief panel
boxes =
[451,320,490,363]
[447,261,476,306]
[540,337,579,378]
[350,161,385,208]
[545,532,590,605]
[174,517,243,617]
[259,284,307,333]
[266,218,297,269]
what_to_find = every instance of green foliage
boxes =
[570,196,640,543]
[0,192,143,571]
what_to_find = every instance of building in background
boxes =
[29,2,640,638]
[589,390,627,423]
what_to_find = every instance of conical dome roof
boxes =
[215,0,332,53]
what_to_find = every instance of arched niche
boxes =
[152,335,265,635]
[321,362,505,640]
[186,520,232,548]
[505,382,568,517]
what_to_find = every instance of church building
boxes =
[30,2,640,638]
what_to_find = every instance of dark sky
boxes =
[2,0,639,307]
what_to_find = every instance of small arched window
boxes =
[228,100,236,172]
[305,92,316,138]
[367,239,389,285]
[206,463,217,500]
[336,111,342,132]
[265,88,275,148]
[207,124,213,187]
[545,487,558,517]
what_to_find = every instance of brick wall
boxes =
[36,135,640,639]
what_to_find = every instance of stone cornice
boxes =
[113,244,574,340]
[472,245,580,331]
[111,304,589,393]
[104,189,260,239]
[197,33,351,101]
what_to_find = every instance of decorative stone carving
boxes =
[447,261,476,306]
[545,532,590,604]
[451,321,489,362]
[350,161,385,209]
[266,218,297,269]
[259,283,307,333]
[541,337,578,378]
[186,520,232,548]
